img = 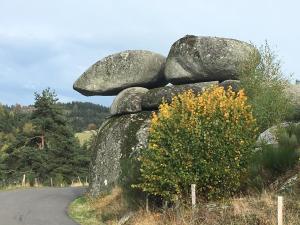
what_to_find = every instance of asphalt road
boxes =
[0,187,86,225]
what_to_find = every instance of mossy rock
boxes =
[89,111,152,197]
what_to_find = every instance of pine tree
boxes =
[31,88,88,184]
[2,88,90,185]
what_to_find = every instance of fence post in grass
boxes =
[34,178,38,187]
[22,174,26,187]
[163,201,168,210]
[146,194,149,213]
[77,176,82,186]
[50,177,53,187]
[191,184,196,208]
[278,196,283,225]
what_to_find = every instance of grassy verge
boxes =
[69,187,129,225]
[129,193,300,225]
[0,183,38,192]
[69,196,101,225]
[1,182,87,192]
[69,189,300,225]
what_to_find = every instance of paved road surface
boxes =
[0,187,86,225]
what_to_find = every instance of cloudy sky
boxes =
[0,0,299,107]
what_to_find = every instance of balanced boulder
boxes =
[110,87,149,115]
[142,81,218,110]
[164,35,259,84]
[74,50,166,96]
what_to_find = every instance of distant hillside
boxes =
[59,102,109,132]
[3,102,110,132]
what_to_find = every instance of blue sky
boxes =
[0,0,299,107]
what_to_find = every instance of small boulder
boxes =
[165,35,259,84]
[257,122,300,145]
[110,87,149,115]
[142,81,218,110]
[74,50,166,96]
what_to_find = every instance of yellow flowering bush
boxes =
[136,86,258,201]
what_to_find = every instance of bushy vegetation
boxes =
[70,190,300,225]
[239,42,293,132]
[0,89,92,186]
[248,123,300,190]
[135,86,258,201]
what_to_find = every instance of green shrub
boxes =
[53,173,64,186]
[240,42,293,132]
[247,124,300,190]
[135,86,258,201]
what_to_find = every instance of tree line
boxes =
[0,89,108,186]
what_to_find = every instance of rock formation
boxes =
[73,50,166,96]
[141,81,218,110]
[110,87,148,115]
[89,112,151,196]
[73,35,260,196]
[164,35,260,84]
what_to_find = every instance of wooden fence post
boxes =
[278,196,283,225]
[146,194,149,213]
[77,176,82,186]
[191,184,196,208]
[50,178,53,187]
[22,174,26,187]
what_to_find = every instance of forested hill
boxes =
[2,101,109,132]
[58,102,109,132]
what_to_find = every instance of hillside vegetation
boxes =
[0,89,108,187]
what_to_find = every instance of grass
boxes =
[69,187,129,225]
[69,186,300,225]
[75,130,96,146]
[69,197,102,225]
[1,181,86,192]
[0,183,32,191]
[128,193,300,225]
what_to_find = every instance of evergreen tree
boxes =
[2,88,90,185]
[30,88,89,184]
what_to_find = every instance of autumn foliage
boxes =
[136,86,258,201]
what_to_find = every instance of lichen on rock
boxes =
[89,112,152,197]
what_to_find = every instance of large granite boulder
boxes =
[142,81,218,110]
[110,87,148,115]
[165,35,259,84]
[89,112,151,196]
[74,50,166,96]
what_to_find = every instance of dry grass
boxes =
[75,130,96,146]
[128,193,300,225]
[70,186,300,225]
[70,187,130,225]
[0,182,43,191]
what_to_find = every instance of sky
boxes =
[0,0,299,107]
